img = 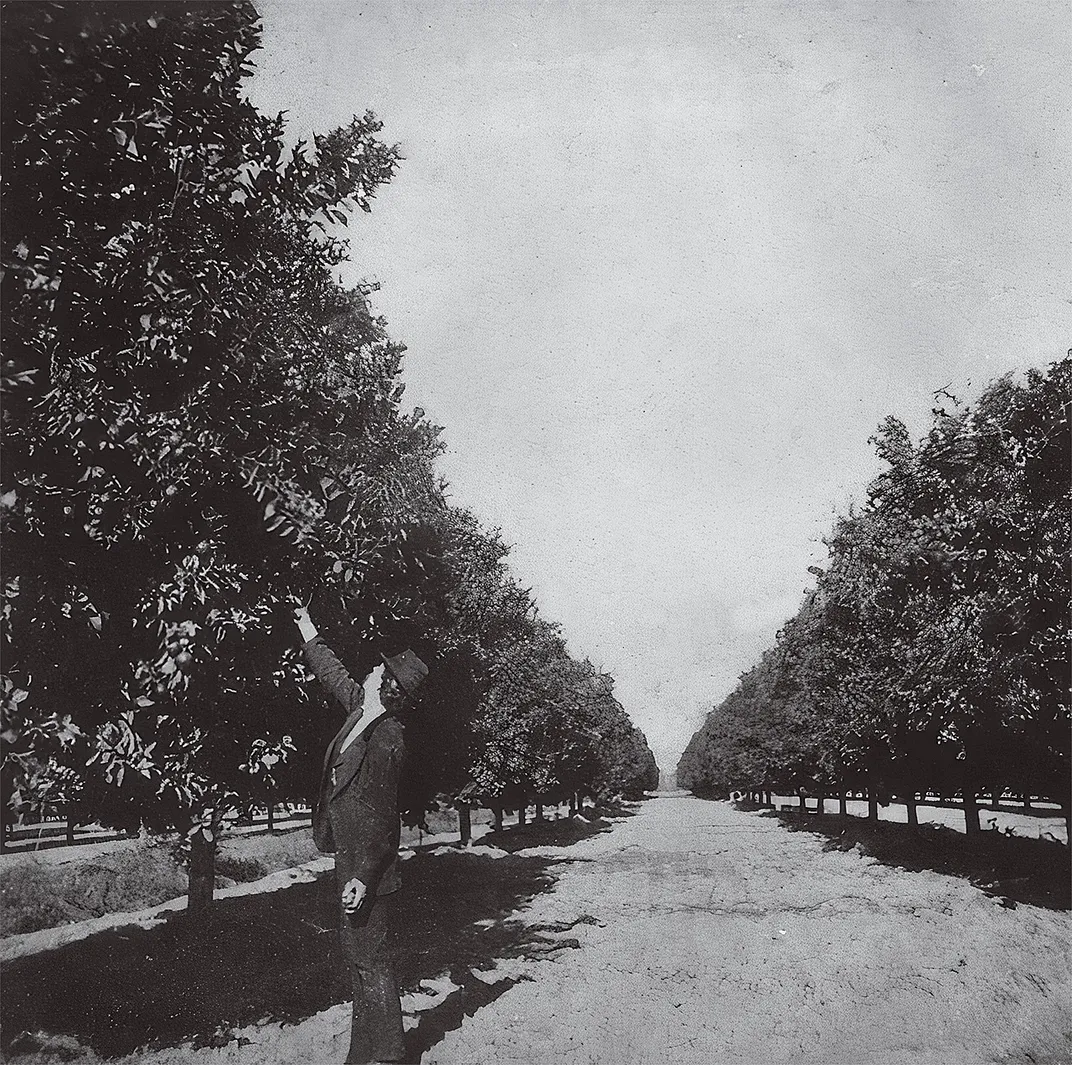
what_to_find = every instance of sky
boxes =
[246,0,1071,774]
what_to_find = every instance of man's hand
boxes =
[341,877,368,914]
[293,605,318,643]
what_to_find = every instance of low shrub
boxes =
[1,845,186,936]
[214,855,267,883]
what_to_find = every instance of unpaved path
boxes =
[8,797,1070,1065]
[428,796,1072,1065]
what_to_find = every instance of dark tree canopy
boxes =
[1,2,658,843]
[678,357,1071,832]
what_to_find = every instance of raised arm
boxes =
[293,606,366,716]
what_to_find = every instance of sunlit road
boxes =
[428,796,1072,1065]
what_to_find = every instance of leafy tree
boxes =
[0,2,661,901]
[388,504,660,818]
[679,356,1071,837]
[0,0,441,905]
[676,645,822,802]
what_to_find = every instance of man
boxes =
[294,604,428,1065]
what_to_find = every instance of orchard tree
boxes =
[471,616,657,810]
[679,356,1070,837]
[1,1,663,897]
[0,1,445,904]
[384,502,659,820]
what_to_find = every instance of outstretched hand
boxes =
[293,605,318,643]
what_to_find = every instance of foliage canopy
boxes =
[1,2,658,844]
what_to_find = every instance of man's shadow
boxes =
[2,809,629,1061]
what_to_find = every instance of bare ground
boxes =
[4,797,1070,1065]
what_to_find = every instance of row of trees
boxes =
[0,1,656,900]
[678,358,1070,836]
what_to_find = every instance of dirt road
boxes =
[5,796,1070,1065]
[426,796,1071,1065]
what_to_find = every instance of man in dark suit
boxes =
[294,605,428,1065]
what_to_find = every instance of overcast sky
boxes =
[246,0,1070,773]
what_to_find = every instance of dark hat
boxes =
[382,649,429,699]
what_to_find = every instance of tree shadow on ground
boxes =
[400,804,633,1060]
[472,805,630,855]
[916,799,1068,821]
[1,838,594,1061]
[761,808,1071,911]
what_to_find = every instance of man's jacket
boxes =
[304,637,404,896]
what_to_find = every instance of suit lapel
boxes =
[320,708,364,795]
[329,731,371,801]
[329,713,395,801]
[333,708,367,762]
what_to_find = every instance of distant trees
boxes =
[471,616,657,810]
[678,358,1071,836]
[398,508,658,822]
[0,2,658,896]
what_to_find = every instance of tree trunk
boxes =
[534,801,544,822]
[65,806,75,845]
[839,792,847,816]
[1061,799,1070,843]
[0,800,11,853]
[458,805,471,846]
[266,801,274,833]
[187,828,217,915]
[867,792,879,821]
[963,788,980,837]
[493,807,503,832]
[1023,795,1033,811]
[991,792,1000,810]
[569,793,578,816]
[905,793,918,828]
[961,733,982,838]
[817,795,826,815]
[518,805,527,826]
[798,792,806,813]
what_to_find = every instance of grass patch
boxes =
[213,855,266,883]
[1,845,187,937]
[1,826,324,938]
[218,830,319,881]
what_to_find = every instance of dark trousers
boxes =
[339,890,406,1064]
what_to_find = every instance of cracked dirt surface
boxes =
[425,797,1072,1065]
